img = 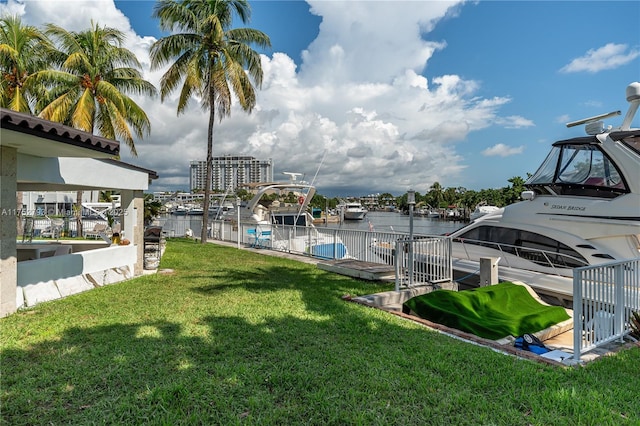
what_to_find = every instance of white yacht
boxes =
[449,82,640,304]
[341,202,367,220]
[238,173,350,259]
[469,204,501,222]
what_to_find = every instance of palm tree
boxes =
[150,0,270,243]
[428,182,444,209]
[144,193,163,226]
[39,21,157,236]
[0,15,56,236]
[0,15,54,113]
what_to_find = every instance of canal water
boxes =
[319,211,465,236]
[156,211,466,238]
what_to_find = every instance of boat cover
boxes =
[403,282,570,340]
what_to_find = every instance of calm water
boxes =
[157,211,466,237]
[321,211,466,235]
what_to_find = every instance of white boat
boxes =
[448,82,640,304]
[170,205,189,216]
[187,207,204,216]
[469,204,501,222]
[238,173,351,259]
[341,202,367,220]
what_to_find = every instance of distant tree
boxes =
[150,0,270,243]
[502,175,529,205]
[235,188,251,202]
[428,182,444,208]
[443,187,458,207]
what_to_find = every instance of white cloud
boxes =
[4,0,521,195]
[482,144,524,157]
[494,116,534,129]
[560,43,640,74]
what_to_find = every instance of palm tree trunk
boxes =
[76,190,83,238]
[200,84,215,244]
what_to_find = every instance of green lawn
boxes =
[1,239,638,425]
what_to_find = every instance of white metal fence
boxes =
[573,258,640,360]
[207,219,453,287]
[22,217,111,239]
[394,237,453,289]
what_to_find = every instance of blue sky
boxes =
[2,0,639,197]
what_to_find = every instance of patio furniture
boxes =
[254,229,272,249]
[247,228,257,247]
[86,223,109,239]
[42,217,64,240]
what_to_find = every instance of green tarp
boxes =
[403,282,570,340]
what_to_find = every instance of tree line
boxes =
[307,175,530,212]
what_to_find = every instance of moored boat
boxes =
[447,82,640,303]
[238,173,351,259]
[341,202,367,220]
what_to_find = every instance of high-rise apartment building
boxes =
[190,155,273,191]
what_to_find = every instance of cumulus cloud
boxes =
[560,43,640,74]
[4,0,522,196]
[482,144,524,157]
[494,116,534,129]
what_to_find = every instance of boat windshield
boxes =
[618,134,640,155]
[526,140,628,198]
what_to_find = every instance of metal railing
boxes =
[394,237,453,289]
[452,237,589,271]
[209,219,453,288]
[573,258,640,360]
[21,217,112,239]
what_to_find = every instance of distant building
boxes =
[190,155,273,192]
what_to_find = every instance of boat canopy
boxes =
[525,137,630,198]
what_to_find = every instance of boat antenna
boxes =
[283,172,303,183]
[294,150,327,223]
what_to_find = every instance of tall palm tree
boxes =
[0,15,54,113]
[428,181,444,209]
[0,15,56,236]
[39,21,157,236]
[150,0,270,243]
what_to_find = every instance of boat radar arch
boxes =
[566,82,640,134]
[283,172,304,182]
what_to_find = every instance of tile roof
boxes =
[1,108,120,155]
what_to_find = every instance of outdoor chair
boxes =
[254,229,272,249]
[86,223,109,239]
[42,217,64,239]
[247,228,257,247]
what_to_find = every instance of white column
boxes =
[0,146,18,316]
[120,189,144,276]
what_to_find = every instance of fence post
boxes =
[573,268,583,361]
[614,264,625,342]
[394,240,401,291]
